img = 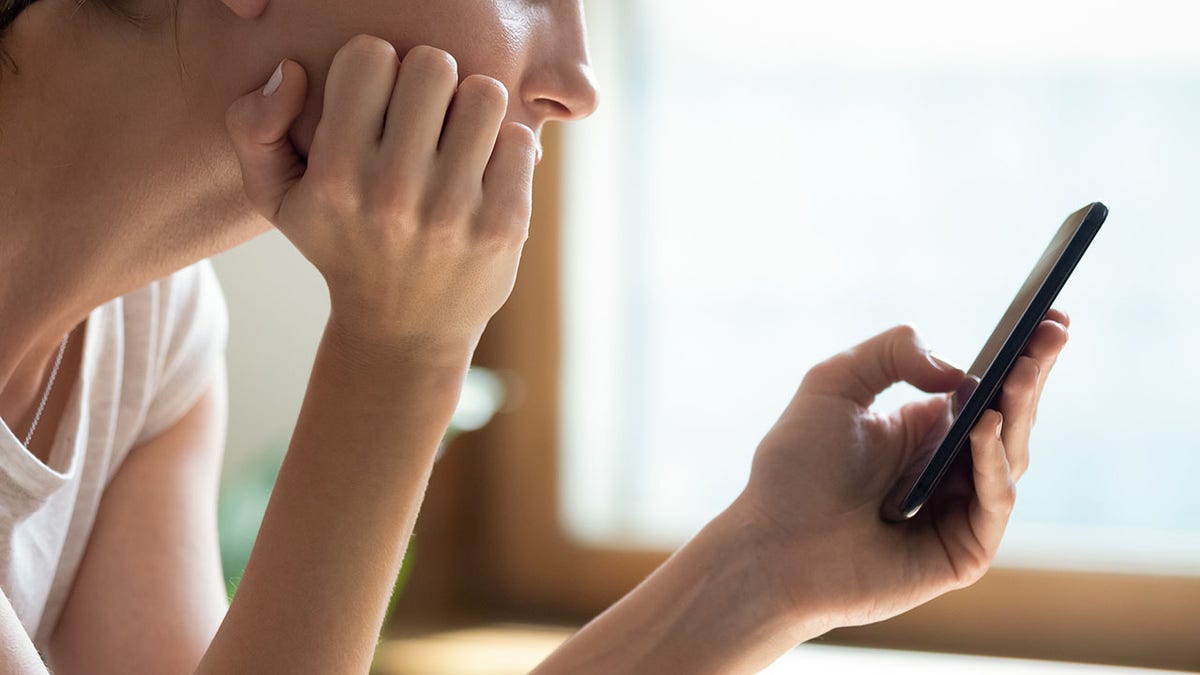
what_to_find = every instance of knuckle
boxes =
[459,75,509,111]
[479,228,527,255]
[1012,356,1040,391]
[512,200,534,229]
[306,140,355,183]
[501,121,536,149]
[403,45,459,82]
[224,99,251,139]
[1000,367,1029,401]
[999,481,1017,512]
[513,221,532,245]
[800,356,840,391]
[970,414,1001,447]
[341,34,398,62]
[959,556,992,587]
[307,175,358,215]
[475,202,531,247]
[970,427,996,453]
[891,323,921,346]
[1011,457,1029,479]
[492,212,532,245]
[1026,356,1043,381]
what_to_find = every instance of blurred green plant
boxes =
[217,367,507,622]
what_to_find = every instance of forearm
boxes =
[197,319,470,674]
[530,505,824,675]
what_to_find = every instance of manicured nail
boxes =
[262,61,284,97]
[994,413,1003,439]
[927,351,962,373]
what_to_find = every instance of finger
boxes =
[318,34,401,152]
[381,45,460,168]
[480,122,536,240]
[1022,318,1069,422]
[894,395,954,457]
[225,59,309,221]
[801,325,966,407]
[437,75,509,193]
[997,355,1040,480]
[881,395,957,491]
[1044,307,1070,329]
[968,410,1014,556]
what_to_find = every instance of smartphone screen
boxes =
[879,202,1108,522]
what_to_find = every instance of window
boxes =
[461,1,1200,670]
[562,0,1200,569]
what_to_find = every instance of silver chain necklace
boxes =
[23,333,70,448]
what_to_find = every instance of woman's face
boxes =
[262,0,599,159]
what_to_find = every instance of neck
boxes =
[0,0,266,396]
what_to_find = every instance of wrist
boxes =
[535,502,819,675]
[715,496,835,643]
[324,307,478,374]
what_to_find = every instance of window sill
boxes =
[373,624,1184,675]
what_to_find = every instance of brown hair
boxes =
[0,0,38,31]
[0,0,35,139]
[1,0,41,70]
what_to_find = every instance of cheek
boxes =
[284,0,531,159]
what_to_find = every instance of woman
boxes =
[0,0,1069,672]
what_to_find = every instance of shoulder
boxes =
[126,260,229,446]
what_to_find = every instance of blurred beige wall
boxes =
[210,230,329,479]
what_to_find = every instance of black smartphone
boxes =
[879,202,1108,523]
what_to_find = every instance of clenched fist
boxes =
[225,35,535,360]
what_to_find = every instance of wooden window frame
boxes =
[397,126,1200,672]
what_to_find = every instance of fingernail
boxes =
[262,61,284,97]
[995,413,1004,439]
[926,351,962,374]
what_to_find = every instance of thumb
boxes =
[895,395,955,460]
[802,325,966,407]
[879,394,959,500]
[225,59,308,221]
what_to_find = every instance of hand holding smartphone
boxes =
[880,202,1107,522]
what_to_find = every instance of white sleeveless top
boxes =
[0,260,228,648]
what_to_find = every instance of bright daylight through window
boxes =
[561,0,1200,573]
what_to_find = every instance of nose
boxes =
[519,2,600,123]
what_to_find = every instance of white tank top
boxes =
[0,260,227,648]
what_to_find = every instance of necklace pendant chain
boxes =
[23,333,71,449]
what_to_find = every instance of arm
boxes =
[45,334,467,675]
[532,317,1070,674]
[196,327,468,674]
[527,505,814,674]
[53,33,527,675]
[47,375,228,674]
[208,35,533,674]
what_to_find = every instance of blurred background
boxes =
[211,0,1200,672]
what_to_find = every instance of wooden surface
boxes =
[375,625,571,675]
[374,624,1190,675]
